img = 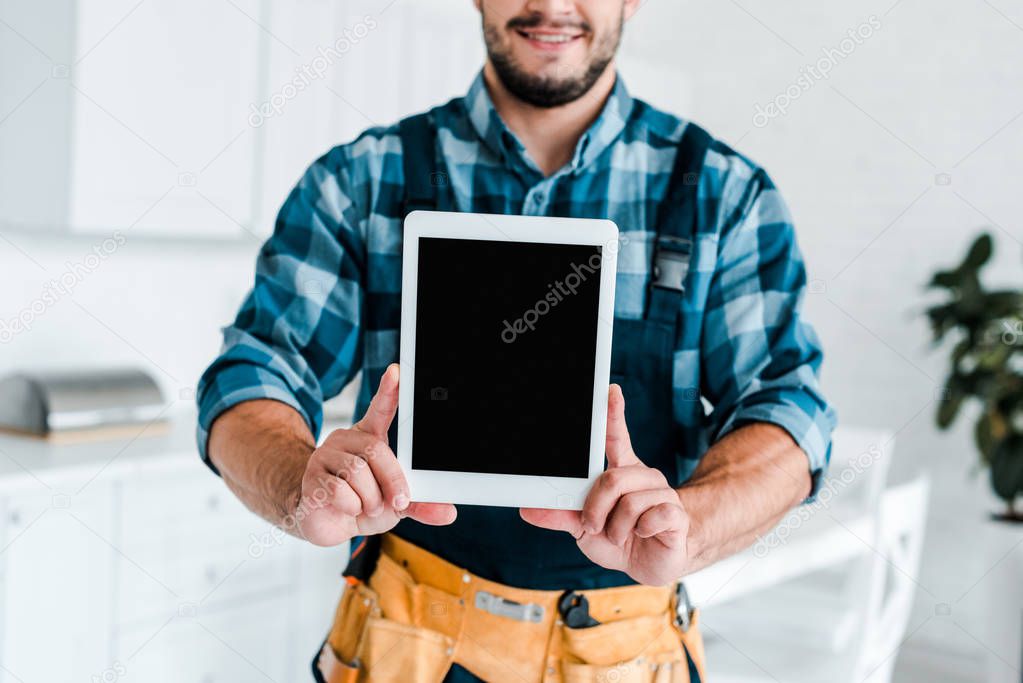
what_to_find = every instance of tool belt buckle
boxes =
[673,582,694,632]
[475,590,545,623]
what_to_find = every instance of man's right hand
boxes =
[294,364,457,546]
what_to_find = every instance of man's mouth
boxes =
[511,22,587,52]
[516,30,582,44]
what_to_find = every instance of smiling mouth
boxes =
[516,30,584,44]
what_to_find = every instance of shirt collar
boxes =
[463,70,635,177]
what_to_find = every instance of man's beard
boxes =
[482,12,623,108]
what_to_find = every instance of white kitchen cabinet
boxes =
[0,0,487,241]
[1,1,691,243]
[253,0,485,238]
[254,0,346,237]
[0,0,264,239]
[0,419,348,682]
[67,0,265,238]
[0,485,117,682]
[115,595,294,683]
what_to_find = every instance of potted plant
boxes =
[925,232,1022,683]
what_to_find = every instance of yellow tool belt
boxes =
[316,533,706,683]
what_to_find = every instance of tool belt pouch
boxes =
[560,614,683,683]
[323,576,455,683]
[559,609,704,683]
[327,580,378,667]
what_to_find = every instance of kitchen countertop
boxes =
[0,412,353,494]
[0,416,201,494]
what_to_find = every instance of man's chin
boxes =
[506,59,590,91]
[512,51,588,74]
[523,68,585,88]
[487,41,613,107]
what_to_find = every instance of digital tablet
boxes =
[397,211,619,510]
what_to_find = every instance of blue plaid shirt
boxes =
[197,72,836,496]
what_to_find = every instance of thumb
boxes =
[355,364,399,438]
[519,508,584,537]
[606,384,640,468]
[404,502,457,526]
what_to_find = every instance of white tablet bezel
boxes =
[398,210,619,510]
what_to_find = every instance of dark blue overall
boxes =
[330,113,711,683]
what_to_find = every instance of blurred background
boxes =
[0,1,1021,681]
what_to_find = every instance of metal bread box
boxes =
[0,368,167,437]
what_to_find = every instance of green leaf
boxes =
[928,270,962,289]
[990,436,1023,503]
[975,411,1000,465]
[937,386,965,428]
[963,233,993,270]
[951,339,972,366]
[978,343,1011,371]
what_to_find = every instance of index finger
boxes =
[606,384,640,468]
[355,363,399,439]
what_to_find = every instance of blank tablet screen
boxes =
[412,237,602,478]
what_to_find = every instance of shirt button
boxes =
[532,193,544,204]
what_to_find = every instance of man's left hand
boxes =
[520,384,690,586]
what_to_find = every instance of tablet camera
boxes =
[430,386,448,401]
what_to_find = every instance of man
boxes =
[198,1,837,681]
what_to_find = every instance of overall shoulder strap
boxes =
[646,122,713,323]
[398,112,440,217]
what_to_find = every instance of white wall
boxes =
[0,234,257,403]
[624,0,1022,679]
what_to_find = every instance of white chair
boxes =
[852,475,930,682]
[685,427,930,683]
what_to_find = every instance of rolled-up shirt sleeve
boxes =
[700,168,837,500]
[195,148,366,474]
